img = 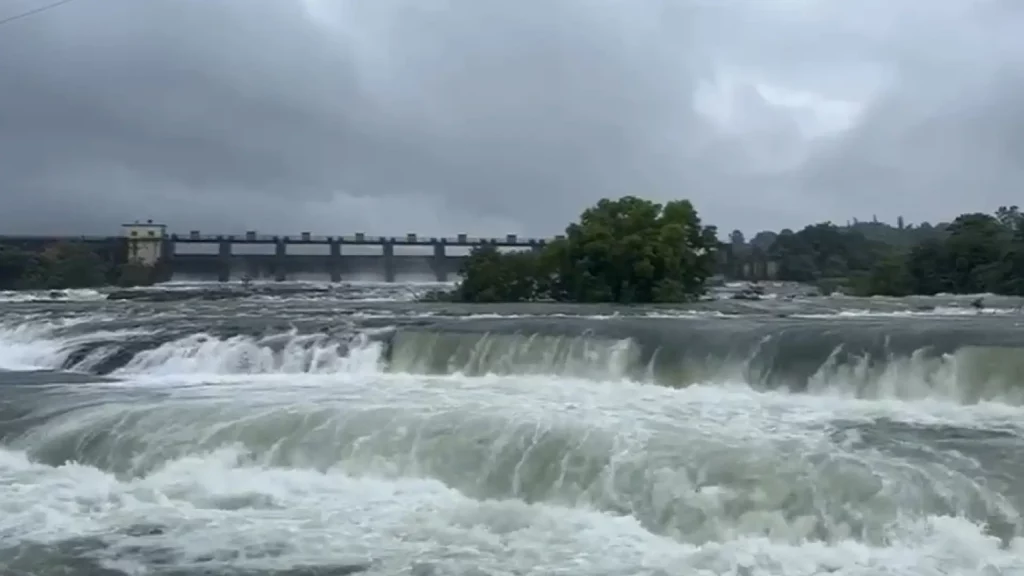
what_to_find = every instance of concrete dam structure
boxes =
[0,223,554,283]
[167,232,550,282]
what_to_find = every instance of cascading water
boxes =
[1,286,1024,576]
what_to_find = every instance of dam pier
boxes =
[0,222,552,283]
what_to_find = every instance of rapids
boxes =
[1,282,1024,576]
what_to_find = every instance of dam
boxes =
[167,231,549,282]
[0,222,554,283]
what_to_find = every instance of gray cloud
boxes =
[1,0,1023,237]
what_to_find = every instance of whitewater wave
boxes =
[793,306,1022,318]
[3,443,1019,575]
[3,298,1024,574]
[2,367,1023,574]
[3,313,1024,405]
[0,288,107,303]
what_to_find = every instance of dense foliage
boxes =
[453,196,719,303]
[857,207,1024,296]
[0,242,156,290]
[727,205,1024,297]
[449,198,1024,303]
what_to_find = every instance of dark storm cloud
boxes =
[1,0,1023,236]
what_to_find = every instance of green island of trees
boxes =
[441,197,1024,303]
[448,196,719,303]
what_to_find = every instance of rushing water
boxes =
[2,282,1024,576]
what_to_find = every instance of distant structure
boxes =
[0,221,787,283]
[0,221,553,283]
[122,219,167,266]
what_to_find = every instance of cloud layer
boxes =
[2,0,1023,237]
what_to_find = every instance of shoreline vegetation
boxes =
[429,197,1024,303]
[1,197,1022,302]
[0,241,159,292]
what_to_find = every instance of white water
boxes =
[2,314,1024,574]
[4,319,1023,404]
[6,447,1013,575]
[3,371,1023,574]
[0,288,107,303]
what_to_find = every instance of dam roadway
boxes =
[0,231,554,283]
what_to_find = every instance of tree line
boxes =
[0,241,156,290]
[2,200,1022,298]
[726,205,1024,297]
[445,198,1024,303]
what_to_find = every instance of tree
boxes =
[454,245,545,303]
[764,222,884,285]
[0,240,154,290]
[729,229,745,246]
[0,247,44,289]
[749,231,777,251]
[860,252,913,296]
[903,239,949,295]
[1002,238,1024,296]
[855,209,1024,297]
[943,214,1006,291]
[452,196,718,303]
[996,205,1023,234]
[40,242,109,289]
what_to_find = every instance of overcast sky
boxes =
[1,0,1023,237]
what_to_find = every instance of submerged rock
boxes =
[731,283,766,301]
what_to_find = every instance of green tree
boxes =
[749,231,777,251]
[859,252,913,296]
[0,247,44,289]
[729,229,745,247]
[40,242,109,289]
[1002,233,1024,295]
[767,223,883,284]
[0,241,142,290]
[903,239,949,295]
[857,209,1024,297]
[452,196,718,303]
[942,213,1008,293]
[996,205,1022,232]
[454,245,545,303]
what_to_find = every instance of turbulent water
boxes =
[2,282,1024,576]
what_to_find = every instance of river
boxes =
[1,282,1023,575]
